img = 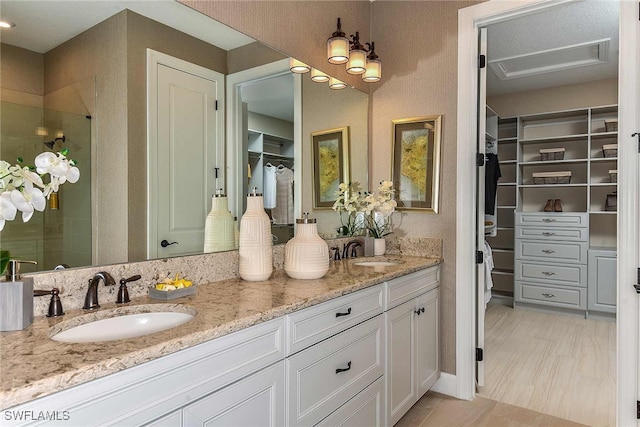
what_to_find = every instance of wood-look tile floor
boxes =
[479,303,615,427]
[397,303,615,427]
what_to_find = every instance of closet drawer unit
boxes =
[286,315,384,427]
[515,240,587,264]
[515,213,588,228]
[515,226,587,242]
[286,284,383,355]
[516,282,586,309]
[515,260,587,288]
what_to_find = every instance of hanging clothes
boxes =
[263,163,277,209]
[272,166,294,224]
[485,153,501,215]
[483,240,495,307]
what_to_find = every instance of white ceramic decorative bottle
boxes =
[239,188,273,281]
[204,189,235,253]
[285,213,329,280]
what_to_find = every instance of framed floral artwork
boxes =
[311,127,350,208]
[391,115,442,212]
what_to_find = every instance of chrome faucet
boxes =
[83,272,115,310]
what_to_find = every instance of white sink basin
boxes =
[51,309,195,343]
[352,260,402,267]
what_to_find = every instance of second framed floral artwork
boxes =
[311,127,350,208]
[391,115,442,213]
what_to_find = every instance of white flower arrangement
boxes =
[332,180,397,238]
[0,149,79,231]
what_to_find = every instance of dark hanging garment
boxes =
[485,153,501,215]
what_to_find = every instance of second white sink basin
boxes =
[51,308,195,343]
[352,260,402,267]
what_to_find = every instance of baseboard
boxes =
[430,372,457,397]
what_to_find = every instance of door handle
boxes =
[335,361,352,374]
[160,240,179,248]
[414,307,425,315]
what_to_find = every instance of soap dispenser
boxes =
[284,213,329,280]
[0,259,37,331]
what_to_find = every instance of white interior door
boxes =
[475,27,488,389]
[147,50,224,259]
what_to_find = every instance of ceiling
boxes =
[486,0,619,96]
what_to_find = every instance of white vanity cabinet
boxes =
[384,266,440,426]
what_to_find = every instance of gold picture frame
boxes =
[311,127,350,209]
[391,115,442,212]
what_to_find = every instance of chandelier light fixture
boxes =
[310,68,330,83]
[327,18,350,65]
[289,58,310,74]
[327,18,382,82]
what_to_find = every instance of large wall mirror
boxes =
[0,0,369,274]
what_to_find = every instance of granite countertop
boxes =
[0,256,441,410]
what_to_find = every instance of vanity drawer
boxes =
[286,315,384,427]
[316,377,384,427]
[515,260,587,288]
[286,284,383,355]
[515,226,588,242]
[516,282,586,309]
[515,240,587,264]
[515,212,588,228]
[385,265,440,310]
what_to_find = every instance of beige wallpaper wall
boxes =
[1,43,44,107]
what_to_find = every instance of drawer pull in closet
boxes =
[335,361,352,374]
[542,293,556,298]
[542,271,556,276]
[542,218,556,223]
[542,232,555,236]
[335,308,352,317]
[542,249,555,254]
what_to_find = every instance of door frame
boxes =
[455,1,639,425]
[146,49,225,259]
[226,59,302,221]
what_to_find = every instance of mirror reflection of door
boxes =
[147,50,224,259]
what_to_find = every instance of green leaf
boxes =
[0,251,10,276]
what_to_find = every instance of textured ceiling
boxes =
[487,0,619,96]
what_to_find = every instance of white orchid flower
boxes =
[10,180,45,222]
[35,152,80,183]
[0,191,17,231]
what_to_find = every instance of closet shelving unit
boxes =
[486,115,518,301]
[512,105,618,316]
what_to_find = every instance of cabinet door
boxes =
[316,377,385,427]
[416,288,439,397]
[588,250,617,313]
[183,362,284,426]
[385,299,416,426]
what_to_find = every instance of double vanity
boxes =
[1,255,441,426]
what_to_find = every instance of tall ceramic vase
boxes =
[238,191,273,281]
[203,191,235,253]
[374,238,386,256]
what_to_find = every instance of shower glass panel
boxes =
[0,102,92,273]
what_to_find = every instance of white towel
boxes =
[483,240,494,307]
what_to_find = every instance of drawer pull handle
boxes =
[414,307,425,315]
[541,249,555,254]
[542,232,555,236]
[335,361,352,374]
[542,271,556,276]
[542,218,556,223]
[542,293,556,298]
[335,308,352,317]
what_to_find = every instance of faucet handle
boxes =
[116,275,141,304]
[34,288,65,317]
[330,247,341,261]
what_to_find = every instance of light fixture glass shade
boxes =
[310,68,330,83]
[327,37,350,64]
[346,49,367,74]
[289,58,310,74]
[0,20,15,29]
[362,59,382,82]
[329,77,347,90]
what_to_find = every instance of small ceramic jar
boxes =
[285,213,329,280]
